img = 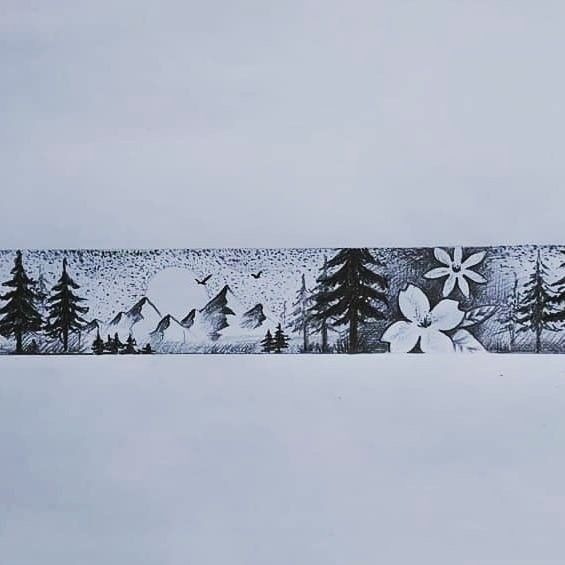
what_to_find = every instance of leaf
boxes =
[452,330,486,353]
[460,305,498,328]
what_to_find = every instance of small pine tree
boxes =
[92,330,105,355]
[273,323,289,353]
[122,334,137,354]
[290,274,312,352]
[45,259,89,352]
[142,343,153,354]
[515,249,558,353]
[0,251,43,353]
[113,333,124,352]
[310,248,388,353]
[104,333,122,354]
[261,329,275,352]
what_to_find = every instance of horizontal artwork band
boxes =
[0,246,563,355]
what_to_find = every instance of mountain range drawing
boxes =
[0,246,564,355]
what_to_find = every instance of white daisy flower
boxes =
[424,247,486,298]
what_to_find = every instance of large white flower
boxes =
[424,247,486,298]
[382,285,464,353]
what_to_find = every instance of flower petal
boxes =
[398,284,430,323]
[457,275,470,298]
[453,246,463,265]
[424,267,450,279]
[452,329,486,352]
[434,248,452,266]
[430,299,464,330]
[442,273,457,297]
[381,321,421,353]
[463,269,486,284]
[420,329,454,353]
[462,251,485,269]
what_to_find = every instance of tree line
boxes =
[280,247,565,353]
[0,252,89,353]
[273,248,389,353]
[92,332,153,355]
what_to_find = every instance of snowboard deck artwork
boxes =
[0,246,563,355]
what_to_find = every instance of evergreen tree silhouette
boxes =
[309,256,332,352]
[545,249,565,327]
[311,248,388,353]
[142,343,153,354]
[122,334,137,354]
[273,323,289,353]
[45,258,89,352]
[261,329,275,352]
[290,274,312,352]
[92,330,105,355]
[0,251,43,353]
[113,333,124,352]
[515,249,558,353]
[104,333,123,354]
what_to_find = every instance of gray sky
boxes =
[2,2,565,564]
[2,1,565,248]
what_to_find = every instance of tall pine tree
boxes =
[0,251,43,353]
[309,256,332,352]
[45,258,89,352]
[311,248,388,353]
[290,274,312,352]
[515,249,557,353]
[545,248,565,327]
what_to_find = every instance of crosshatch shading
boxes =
[0,246,563,355]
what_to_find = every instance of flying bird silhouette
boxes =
[195,274,212,285]
[251,271,263,279]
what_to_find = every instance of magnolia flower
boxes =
[382,285,464,353]
[424,247,486,298]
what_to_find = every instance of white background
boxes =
[1,1,565,563]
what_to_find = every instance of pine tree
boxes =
[104,333,123,354]
[515,249,558,353]
[142,343,153,354]
[45,258,89,352]
[261,329,275,352]
[290,274,312,352]
[122,334,137,354]
[92,330,105,355]
[545,249,565,326]
[113,333,124,352]
[0,251,43,353]
[309,256,332,352]
[104,334,114,353]
[273,323,289,353]
[310,248,388,353]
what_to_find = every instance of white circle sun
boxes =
[146,268,210,319]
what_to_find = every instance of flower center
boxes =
[418,314,433,328]
[452,263,462,273]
